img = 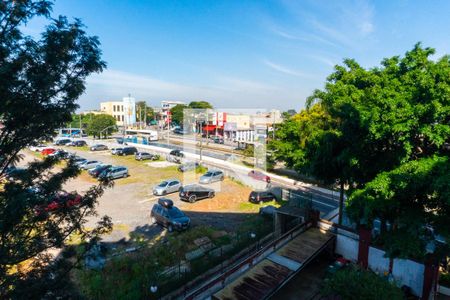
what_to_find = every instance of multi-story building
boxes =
[223,110,283,144]
[160,100,186,124]
[100,96,136,126]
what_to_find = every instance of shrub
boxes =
[321,265,403,300]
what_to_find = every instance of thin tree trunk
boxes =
[338,181,345,225]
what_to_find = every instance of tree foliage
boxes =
[188,101,213,109]
[86,114,117,138]
[270,44,450,251]
[170,104,188,125]
[0,1,111,297]
[136,100,155,123]
[347,156,449,259]
[170,101,213,125]
[322,266,404,300]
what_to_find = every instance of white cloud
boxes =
[263,59,308,77]
[78,69,310,111]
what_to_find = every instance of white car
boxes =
[29,144,49,152]
[80,160,102,170]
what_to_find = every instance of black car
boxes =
[69,140,87,147]
[150,198,190,232]
[213,137,224,144]
[169,149,184,157]
[177,162,199,172]
[54,138,71,146]
[249,190,276,204]
[179,184,215,203]
[88,164,113,177]
[116,147,138,156]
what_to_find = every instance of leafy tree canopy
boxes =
[347,156,449,259]
[188,101,213,109]
[170,104,188,125]
[136,101,155,123]
[0,1,111,297]
[270,43,450,233]
[86,114,116,138]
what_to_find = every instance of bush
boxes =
[321,265,403,300]
[441,271,450,287]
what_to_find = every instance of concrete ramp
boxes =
[212,228,334,300]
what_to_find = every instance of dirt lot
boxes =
[23,146,266,243]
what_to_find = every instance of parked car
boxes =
[249,190,276,204]
[199,170,224,184]
[153,179,182,196]
[54,139,71,146]
[35,192,82,216]
[41,148,56,156]
[111,147,123,155]
[213,137,224,144]
[179,184,215,203]
[248,170,271,183]
[169,149,184,158]
[48,149,69,159]
[4,166,27,180]
[98,166,128,180]
[88,164,113,177]
[80,160,102,170]
[259,205,277,217]
[73,158,88,166]
[135,152,159,161]
[68,140,87,147]
[177,161,199,172]
[116,147,138,156]
[150,198,190,232]
[174,128,189,135]
[90,144,108,151]
[29,144,49,152]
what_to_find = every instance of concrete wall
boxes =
[335,228,426,297]
[368,246,390,274]
[335,228,359,262]
[392,258,424,297]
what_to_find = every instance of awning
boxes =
[203,125,221,131]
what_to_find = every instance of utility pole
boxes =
[144,105,147,129]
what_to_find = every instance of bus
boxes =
[125,129,158,143]
[58,128,86,137]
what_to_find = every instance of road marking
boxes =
[139,196,159,204]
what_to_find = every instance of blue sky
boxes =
[24,0,450,111]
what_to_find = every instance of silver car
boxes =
[111,148,123,155]
[74,158,87,166]
[80,160,102,170]
[199,170,224,184]
[99,166,128,180]
[153,179,182,196]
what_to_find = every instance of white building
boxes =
[161,100,186,124]
[100,96,136,127]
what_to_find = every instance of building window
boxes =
[121,105,124,112]
[122,115,124,122]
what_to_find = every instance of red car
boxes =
[248,170,271,183]
[41,148,56,155]
[35,192,82,216]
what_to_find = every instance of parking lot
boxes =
[25,145,263,243]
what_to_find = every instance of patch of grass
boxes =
[228,176,246,187]
[195,165,207,174]
[238,200,280,212]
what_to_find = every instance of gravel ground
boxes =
[23,146,259,243]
